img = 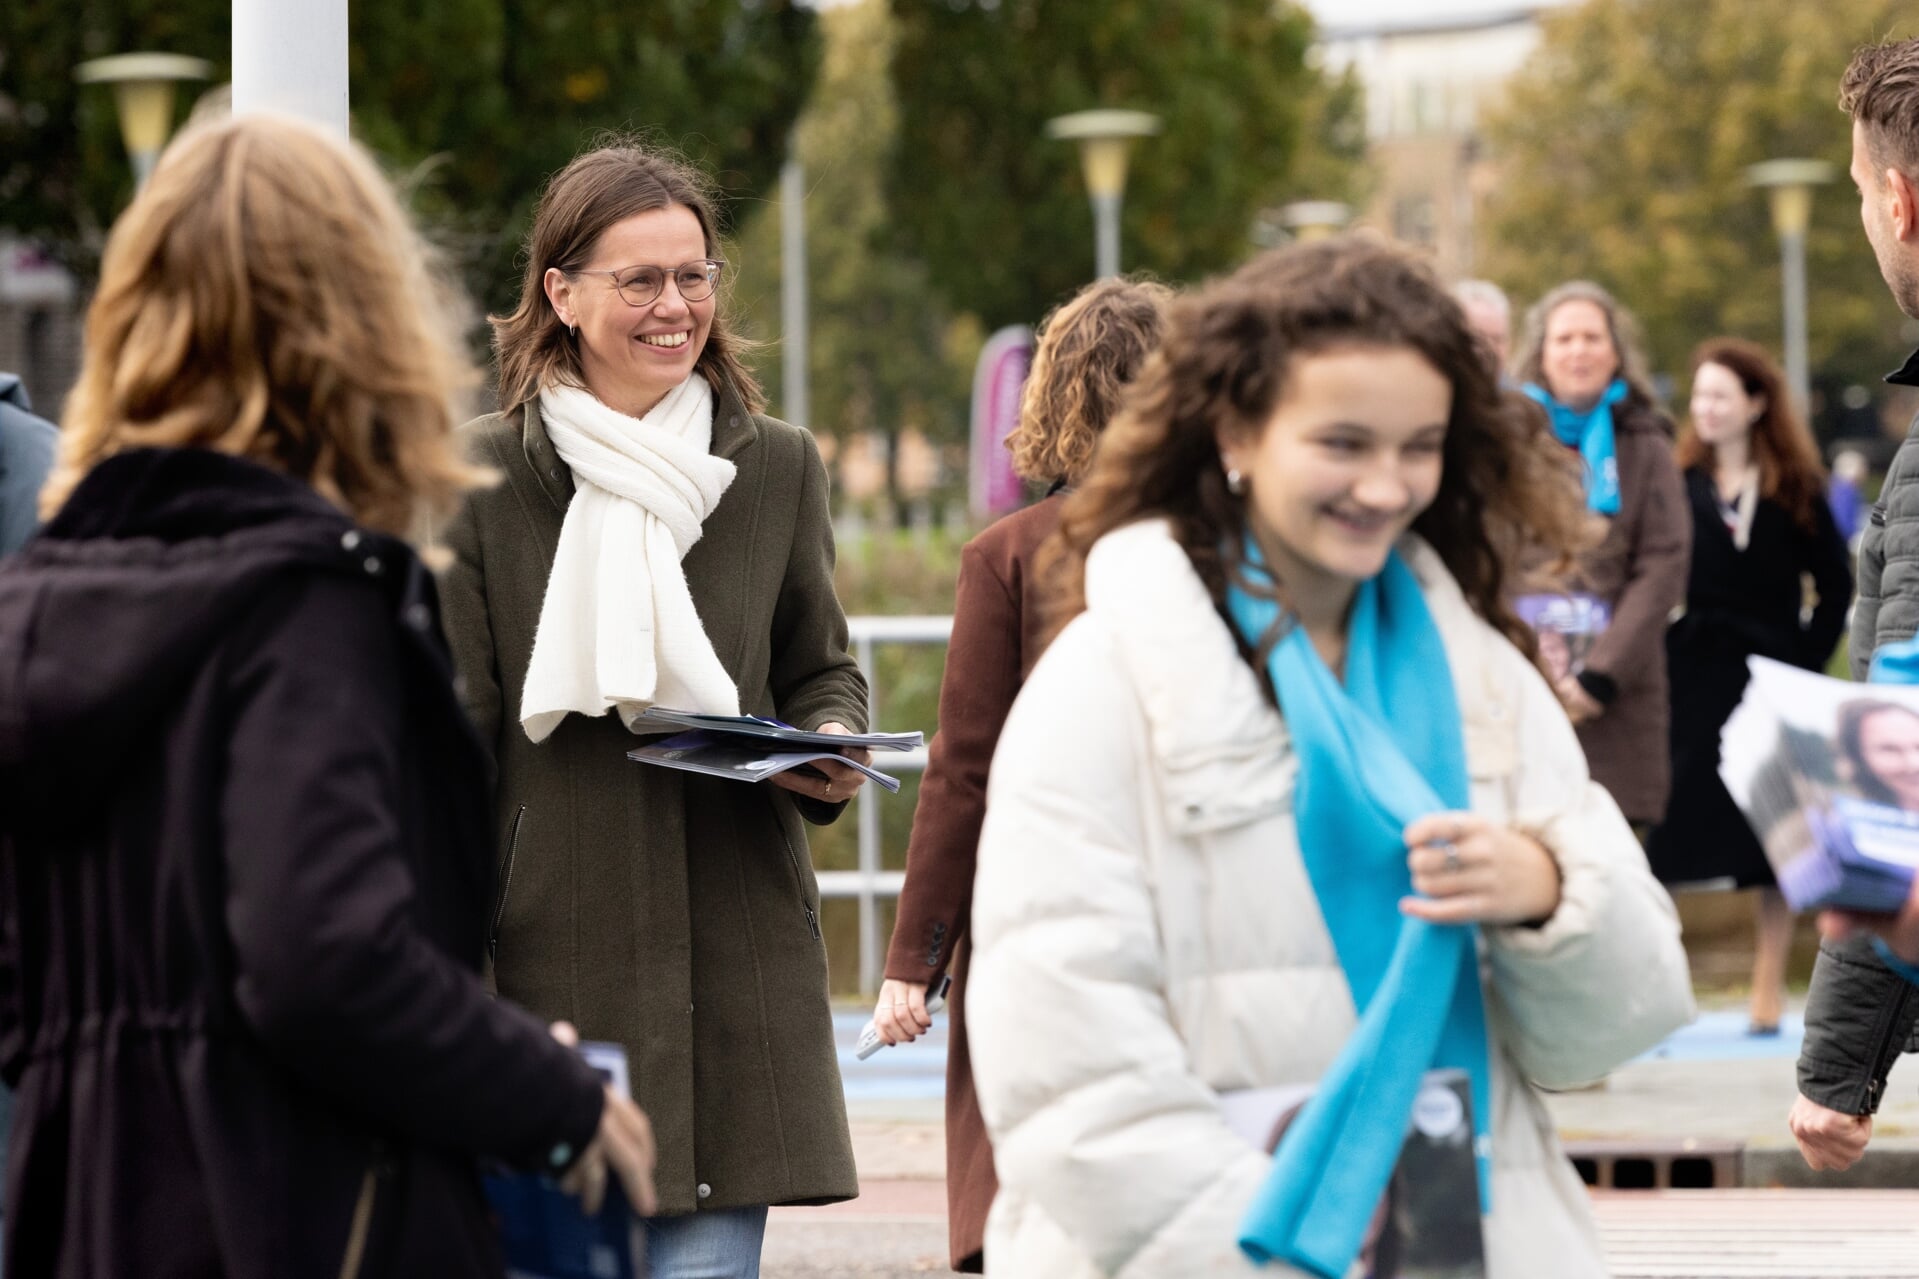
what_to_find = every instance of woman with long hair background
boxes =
[1647,338,1852,1034]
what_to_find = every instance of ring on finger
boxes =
[1437,839,1463,875]
[825,779,835,799]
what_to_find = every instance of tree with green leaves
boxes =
[1479,0,1918,394]
[734,0,976,516]
[0,0,819,314]
[886,0,1342,329]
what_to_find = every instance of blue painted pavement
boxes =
[838,1007,1805,1102]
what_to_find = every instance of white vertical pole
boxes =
[232,0,350,134]
[781,151,810,430]
[854,633,880,997]
[1781,228,1812,421]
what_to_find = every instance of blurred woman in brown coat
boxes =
[1512,282,1692,827]
[869,277,1169,1271]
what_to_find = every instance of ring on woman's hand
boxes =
[1439,840,1462,875]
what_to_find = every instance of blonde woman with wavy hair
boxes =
[868,275,1168,1273]
[42,120,481,536]
[0,114,656,1279]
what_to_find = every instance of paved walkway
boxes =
[759,1002,1919,1275]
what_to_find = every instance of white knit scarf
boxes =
[520,375,740,743]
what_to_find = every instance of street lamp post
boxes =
[1045,109,1160,279]
[74,54,212,188]
[1747,158,1834,418]
[781,147,809,431]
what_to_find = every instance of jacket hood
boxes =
[0,448,388,815]
[0,374,26,411]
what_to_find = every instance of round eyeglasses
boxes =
[586,259,726,308]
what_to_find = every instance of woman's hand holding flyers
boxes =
[1401,812,1563,927]
[768,721,873,804]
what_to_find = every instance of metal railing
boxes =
[827,614,953,995]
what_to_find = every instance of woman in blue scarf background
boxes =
[1513,283,1692,831]
[964,239,1693,1278]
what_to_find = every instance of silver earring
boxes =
[1226,466,1248,497]
[568,323,578,339]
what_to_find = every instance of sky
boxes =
[1301,0,1573,34]
[802,0,1577,35]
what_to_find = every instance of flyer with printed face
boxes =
[1220,1069,1486,1278]
[1721,658,1919,913]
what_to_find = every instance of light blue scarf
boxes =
[1228,543,1493,1279]
[1523,378,1627,514]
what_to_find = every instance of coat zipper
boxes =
[489,804,527,962]
[1866,979,1917,1112]
[774,819,821,939]
[336,1156,381,1279]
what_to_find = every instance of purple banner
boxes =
[969,324,1036,522]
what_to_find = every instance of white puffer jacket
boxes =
[968,520,1694,1278]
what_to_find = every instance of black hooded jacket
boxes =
[0,449,604,1278]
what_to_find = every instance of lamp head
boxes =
[76,54,213,187]
[1045,110,1161,200]
[1746,158,1835,237]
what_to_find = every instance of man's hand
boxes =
[1789,1093,1873,1172]
[1819,875,1919,965]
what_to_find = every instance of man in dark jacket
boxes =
[0,374,56,555]
[1792,34,1919,1173]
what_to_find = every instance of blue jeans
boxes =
[643,1205,767,1279]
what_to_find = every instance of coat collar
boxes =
[1888,347,1919,388]
[1081,520,1503,829]
[516,374,761,512]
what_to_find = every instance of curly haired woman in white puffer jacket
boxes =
[967,239,1694,1279]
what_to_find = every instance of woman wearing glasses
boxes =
[440,140,868,1278]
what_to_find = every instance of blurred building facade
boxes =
[1309,0,1576,277]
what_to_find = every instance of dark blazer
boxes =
[882,494,1062,1272]
[1648,471,1851,887]
[437,380,865,1218]
[1558,401,1692,824]
[0,450,605,1279]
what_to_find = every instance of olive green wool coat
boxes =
[437,380,866,1218]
